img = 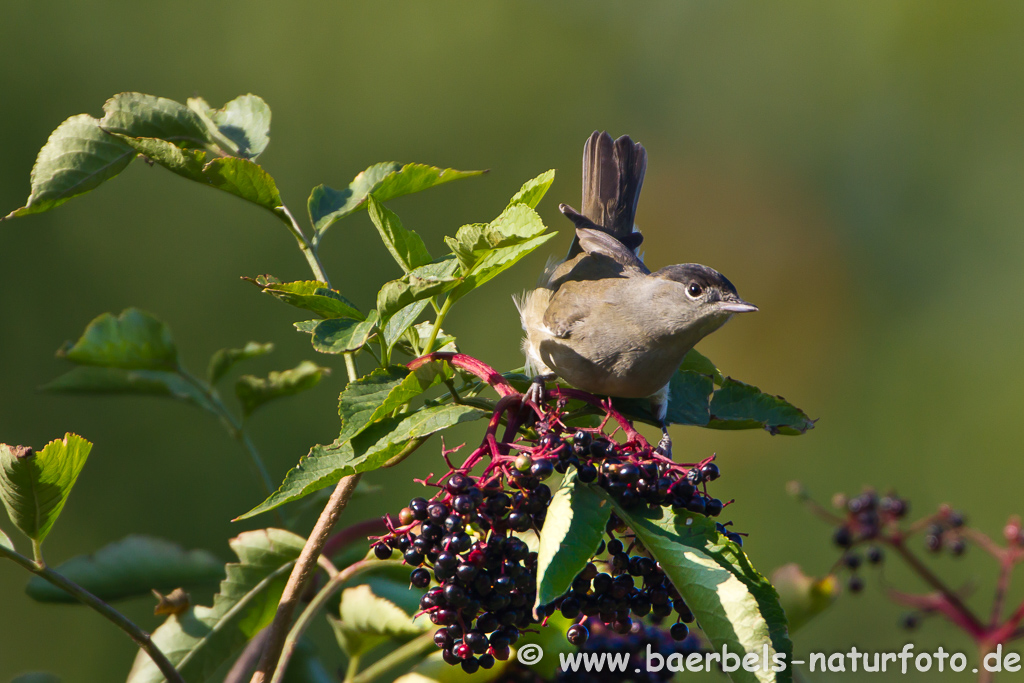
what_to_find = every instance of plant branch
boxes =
[250,474,363,682]
[423,296,454,355]
[351,630,437,683]
[280,205,331,288]
[0,543,184,683]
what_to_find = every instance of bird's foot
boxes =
[524,375,548,406]
[655,428,672,458]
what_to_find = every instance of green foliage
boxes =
[366,195,433,273]
[247,276,365,321]
[26,535,224,603]
[126,528,305,683]
[771,564,838,633]
[235,360,330,417]
[207,341,275,384]
[533,471,611,609]
[298,314,379,354]
[0,434,92,545]
[308,162,485,237]
[43,367,217,412]
[601,492,793,683]
[58,308,178,371]
[0,526,13,551]
[331,584,429,658]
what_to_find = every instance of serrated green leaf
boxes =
[0,434,92,544]
[100,92,213,148]
[246,276,364,320]
[377,270,461,325]
[600,492,792,683]
[188,94,271,159]
[207,341,275,384]
[126,528,305,683]
[507,169,555,209]
[381,258,461,350]
[113,135,290,226]
[58,308,177,371]
[42,366,217,413]
[395,321,457,358]
[337,366,411,443]
[235,360,329,417]
[239,404,485,519]
[709,378,815,435]
[310,162,485,236]
[304,313,378,354]
[447,234,555,306]
[4,114,136,220]
[680,348,724,384]
[26,535,223,603]
[331,584,429,657]
[366,195,432,273]
[770,564,838,633]
[534,471,611,609]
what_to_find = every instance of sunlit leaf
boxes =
[0,526,13,551]
[42,366,216,414]
[0,434,92,544]
[331,584,428,658]
[126,528,305,683]
[100,92,213,148]
[235,360,329,417]
[299,313,378,355]
[395,321,457,358]
[770,564,838,633]
[309,162,485,236]
[377,265,461,325]
[507,169,555,210]
[3,114,136,220]
[207,341,275,384]
[534,471,611,609]
[708,378,816,435]
[188,94,271,159]
[245,276,364,320]
[380,258,461,350]
[58,308,177,371]
[601,492,792,683]
[366,195,432,273]
[26,535,223,603]
[238,404,485,519]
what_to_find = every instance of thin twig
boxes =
[351,630,437,683]
[889,539,986,638]
[280,205,331,288]
[0,544,185,683]
[250,474,363,682]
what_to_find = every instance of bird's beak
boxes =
[718,300,758,313]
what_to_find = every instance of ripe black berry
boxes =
[670,622,690,641]
[566,623,589,646]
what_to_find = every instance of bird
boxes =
[516,131,757,454]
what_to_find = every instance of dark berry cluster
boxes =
[373,471,548,673]
[543,528,696,646]
[923,506,967,555]
[559,623,705,683]
[831,490,909,549]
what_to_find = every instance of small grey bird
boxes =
[517,131,757,453]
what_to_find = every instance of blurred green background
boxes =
[2,1,1024,680]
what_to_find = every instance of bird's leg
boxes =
[651,387,671,457]
[524,373,556,406]
[656,423,672,458]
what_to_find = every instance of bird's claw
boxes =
[655,431,672,458]
[524,376,547,406]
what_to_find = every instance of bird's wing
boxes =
[565,131,647,259]
[541,279,596,339]
[574,227,649,275]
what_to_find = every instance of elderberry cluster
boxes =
[373,472,549,673]
[558,623,705,683]
[544,528,696,647]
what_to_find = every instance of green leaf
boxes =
[534,471,611,609]
[770,564,838,633]
[100,92,213,148]
[309,162,485,236]
[300,313,378,355]
[600,492,792,683]
[112,135,290,226]
[245,276,364,320]
[507,169,555,209]
[366,195,433,273]
[708,378,816,435]
[126,528,305,683]
[188,94,271,159]
[680,348,724,384]
[395,321,457,358]
[331,584,429,658]
[3,114,136,220]
[207,341,275,384]
[377,264,462,325]
[235,360,329,417]
[239,404,485,519]
[42,366,216,414]
[380,258,461,350]
[337,367,411,443]
[0,526,13,551]
[58,308,177,371]
[25,535,224,603]
[0,434,92,544]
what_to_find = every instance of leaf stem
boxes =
[270,559,388,683]
[344,353,359,384]
[423,296,454,355]
[280,205,332,288]
[344,654,361,683]
[351,630,437,683]
[250,473,363,682]
[0,543,185,683]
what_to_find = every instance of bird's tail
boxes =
[564,131,647,259]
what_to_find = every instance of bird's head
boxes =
[649,263,757,342]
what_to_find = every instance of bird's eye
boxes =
[687,283,703,298]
